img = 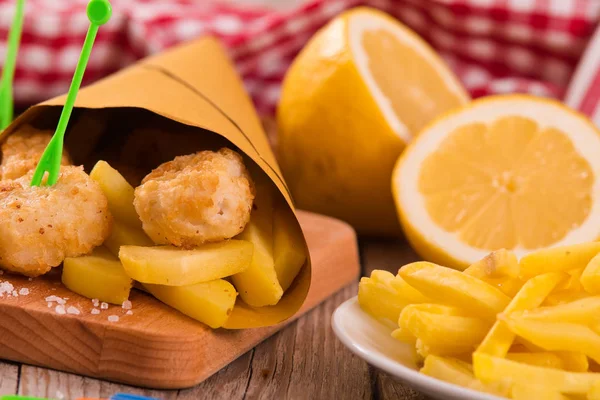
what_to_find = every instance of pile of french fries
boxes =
[358,243,600,399]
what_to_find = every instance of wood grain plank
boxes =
[19,365,178,399]
[0,361,18,396]
[360,239,430,400]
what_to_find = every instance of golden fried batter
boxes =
[134,148,255,248]
[0,166,112,277]
[1,125,71,180]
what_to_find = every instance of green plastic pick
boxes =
[31,0,112,187]
[0,0,26,131]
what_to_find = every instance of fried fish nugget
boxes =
[134,148,255,248]
[0,166,112,277]
[0,125,71,180]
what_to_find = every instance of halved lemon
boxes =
[393,94,600,269]
[277,7,469,236]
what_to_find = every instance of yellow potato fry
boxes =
[272,203,306,292]
[519,242,600,278]
[590,381,600,400]
[543,289,589,307]
[389,275,432,304]
[231,178,283,307]
[399,305,491,356]
[399,262,511,318]
[62,247,132,305]
[90,160,141,229]
[582,253,600,295]
[553,352,589,373]
[144,279,237,329]
[420,355,509,397]
[506,352,564,369]
[509,296,600,324]
[511,384,569,400]
[104,219,154,257]
[119,241,253,286]
[476,272,564,357]
[502,315,600,364]
[358,271,407,323]
[464,249,524,297]
[473,352,600,395]
[391,327,415,345]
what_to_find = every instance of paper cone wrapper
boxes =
[1,37,311,329]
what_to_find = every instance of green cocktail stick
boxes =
[0,0,26,131]
[31,0,112,187]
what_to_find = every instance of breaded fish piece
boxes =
[0,166,112,277]
[134,148,255,248]
[1,125,71,180]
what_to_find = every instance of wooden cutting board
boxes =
[0,211,360,390]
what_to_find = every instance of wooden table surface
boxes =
[0,238,432,400]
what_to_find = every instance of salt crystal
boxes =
[0,281,15,297]
[91,308,100,315]
[67,306,80,315]
[51,288,56,291]
[126,310,133,316]
[55,305,66,315]
[92,298,99,306]
[18,288,29,296]
[11,290,17,297]
[27,277,32,281]
[47,302,53,308]
[100,302,109,310]
[122,300,132,310]
[56,390,64,399]
[45,295,66,305]
[108,315,119,322]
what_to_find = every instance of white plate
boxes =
[331,297,504,400]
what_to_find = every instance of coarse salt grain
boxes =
[28,277,32,281]
[11,290,17,297]
[47,302,53,308]
[56,390,64,399]
[122,300,132,310]
[45,295,66,305]
[67,306,80,315]
[108,315,119,322]
[55,305,66,315]
[91,308,100,315]
[126,310,133,316]
[0,281,14,297]
[18,288,29,296]
[101,302,109,310]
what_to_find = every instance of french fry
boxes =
[389,275,432,304]
[506,352,564,370]
[501,315,600,364]
[519,242,600,278]
[543,289,589,306]
[420,355,509,397]
[508,296,600,324]
[507,351,588,373]
[511,384,570,400]
[590,381,600,400]
[464,249,524,297]
[399,262,511,319]
[399,305,491,356]
[476,272,564,357]
[553,352,589,373]
[473,352,600,395]
[391,327,415,344]
[582,253,600,294]
[358,270,407,323]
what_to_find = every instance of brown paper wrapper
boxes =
[0,36,311,329]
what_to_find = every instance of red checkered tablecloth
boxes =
[1,0,600,116]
